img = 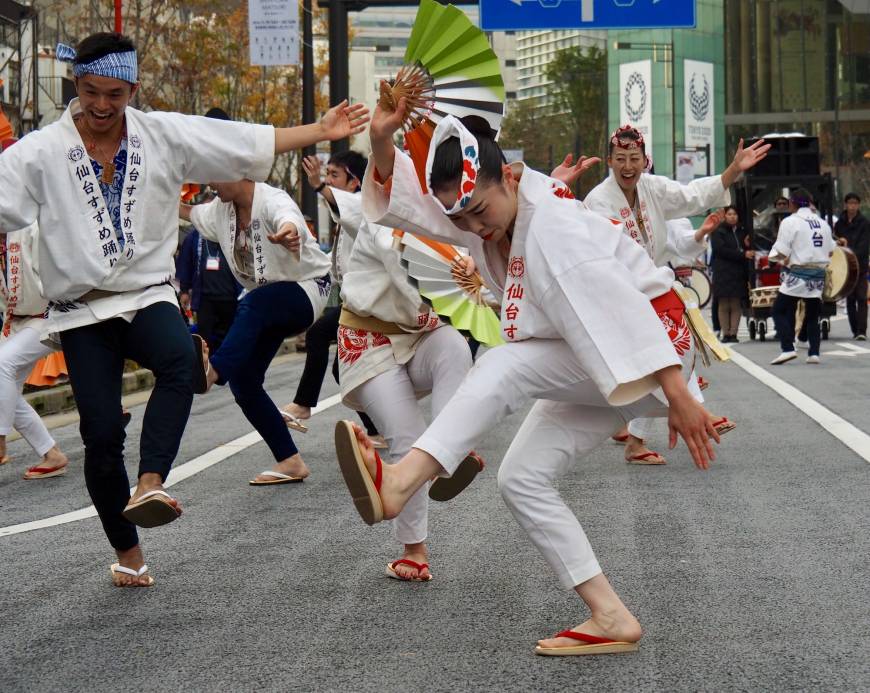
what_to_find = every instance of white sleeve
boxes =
[769,218,795,262]
[188,200,222,243]
[361,147,479,250]
[329,188,364,240]
[149,112,275,185]
[538,259,680,406]
[262,186,305,232]
[652,174,731,220]
[666,218,706,261]
[0,138,40,232]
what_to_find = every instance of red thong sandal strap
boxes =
[711,417,730,427]
[390,559,429,572]
[26,466,61,474]
[373,450,383,492]
[630,452,661,461]
[468,451,485,470]
[554,630,617,645]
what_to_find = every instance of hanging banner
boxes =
[684,59,715,169]
[619,59,653,142]
[248,0,299,66]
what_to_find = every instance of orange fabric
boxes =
[403,120,434,193]
[0,103,13,142]
[25,352,68,387]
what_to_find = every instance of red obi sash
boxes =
[651,289,691,357]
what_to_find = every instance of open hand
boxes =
[302,155,323,190]
[732,138,771,173]
[550,153,602,187]
[320,100,370,141]
[668,395,719,470]
[698,210,724,237]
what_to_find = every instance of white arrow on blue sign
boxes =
[479,0,696,31]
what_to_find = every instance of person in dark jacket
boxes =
[176,227,241,352]
[834,192,870,340]
[711,206,753,342]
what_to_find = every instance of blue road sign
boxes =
[479,0,696,31]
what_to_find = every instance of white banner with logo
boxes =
[249,0,299,66]
[619,60,653,142]
[684,59,714,168]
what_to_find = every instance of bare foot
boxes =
[537,612,642,650]
[131,472,182,516]
[708,412,735,436]
[252,453,311,483]
[369,434,388,450]
[283,403,311,420]
[0,434,8,464]
[390,543,431,581]
[111,544,154,587]
[624,435,666,465]
[611,426,629,443]
[42,446,68,470]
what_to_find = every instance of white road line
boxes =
[0,394,343,538]
[728,350,870,464]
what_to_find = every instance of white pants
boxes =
[345,326,472,545]
[627,369,704,440]
[415,338,692,589]
[0,327,55,456]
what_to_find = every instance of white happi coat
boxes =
[0,223,48,337]
[0,98,274,335]
[363,148,685,407]
[189,182,332,313]
[333,185,442,397]
[770,207,834,299]
[585,172,730,267]
[328,188,362,286]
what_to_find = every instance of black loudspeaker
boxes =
[745,136,820,177]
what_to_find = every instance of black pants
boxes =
[196,296,237,352]
[710,295,721,332]
[772,293,821,357]
[293,305,378,436]
[846,273,868,338]
[61,301,196,551]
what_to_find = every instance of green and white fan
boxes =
[396,231,504,347]
[379,0,506,136]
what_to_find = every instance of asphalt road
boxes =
[1,315,868,692]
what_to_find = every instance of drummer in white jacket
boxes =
[333,104,721,655]
[769,188,834,365]
[575,125,768,464]
[181,177,332,485]
[0,31,368,587]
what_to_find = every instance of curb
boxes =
[22,337,304,418]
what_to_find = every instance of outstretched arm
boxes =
[720,138,771,189]
[550,153,603,188]
[275,100,370,155]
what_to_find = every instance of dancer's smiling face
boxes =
[75,73,138,134]
[608,145,646,193]
[435,168,519,244]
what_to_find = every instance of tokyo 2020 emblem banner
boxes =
[619,59,653,143]
[684,59,715,168]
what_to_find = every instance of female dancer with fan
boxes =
[334,181,482,581]
[334,98,720,654]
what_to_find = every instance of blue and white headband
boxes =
[425,115,480,216]
[56,43,138,84]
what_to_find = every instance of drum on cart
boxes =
[824,245,859,302]
[748,287,779,341]
[673,266,712,308]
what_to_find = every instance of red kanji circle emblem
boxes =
[508,256,525,279]
[620,207,631,219]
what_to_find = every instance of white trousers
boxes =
[627,369,703,440]
[415,337,692,589]
[0,327,55,456]
[345,326,472,544]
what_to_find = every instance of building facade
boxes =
[724,0,870,202]
[515,29,605,106]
